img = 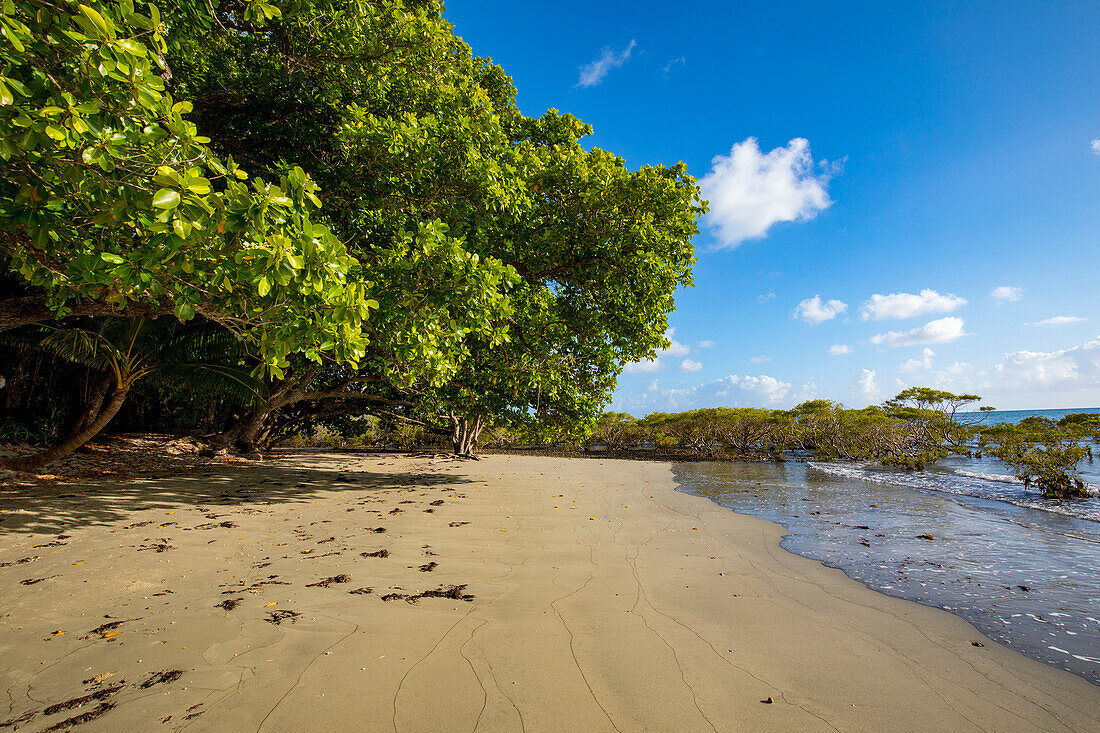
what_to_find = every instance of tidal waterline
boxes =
[672,460,1100,685]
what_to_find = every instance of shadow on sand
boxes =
[0,452,474,535]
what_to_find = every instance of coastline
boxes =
[2,453,1097,731]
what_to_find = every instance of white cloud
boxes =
[680,359,703,372]
[623,359,662,375]
[661,327,691,356]
[870,316,967,348]
[828,344,852,356]
[859,289,967,321]
[699,137,837,248]
[992,336,1100,394]
[1026,316,1087,327]
[749,355,771,363]
[793,295,848,324]
[697,340,715,349]
[613,373,793,412]
[792,377,821,403]
[662,56,685,75]
[758,291,776,303]
[991,285,1024,303]
[850,368,881,404]
[576,40,636,88]
[1091,139,1100,155]
[899,347,935,372]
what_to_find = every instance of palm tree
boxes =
[0,318,264,472]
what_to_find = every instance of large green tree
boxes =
[159,0,701,452]
[428,111,702,453]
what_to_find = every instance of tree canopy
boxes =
[0,0,376,374]
[0,0,703,463]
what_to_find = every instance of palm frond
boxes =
[36,328,123,372]
[0,324,54,350]
[151,363,268,406]
[157,320,254,364]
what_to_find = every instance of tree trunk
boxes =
[211,380,297,452]
[67,372,112,440]
[211,408,271,453]
[1,386,129,472]
[451,415,485,456]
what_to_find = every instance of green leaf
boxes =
[78,4,112,39]
[100,252,125,264]
[152,188,180,209]
[174,302,195,320]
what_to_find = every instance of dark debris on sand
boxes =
[20,575,56,585]
[360,549,389,558]
[0,555,38,568]
[139,670,184,689]
[85,619,135,638]
[137,540,175,552]
[42,702,116,731]
[306,574,351,588]
[381,584,474,603]
[42,686,124,716]
[265,609,300,625]
[217,598,243,611]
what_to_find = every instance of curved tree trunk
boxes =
[1,386,129,473]
[67,372,112,440]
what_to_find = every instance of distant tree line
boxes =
[578,389,1099,502]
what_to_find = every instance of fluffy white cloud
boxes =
[870,316,967,348]
[993,337,1100,394]
[660,328,690,356]
[749,355,771,363]
[793,295,847,324]
[697,340,715,349]
[850,368,880,404]
[899,347,935,372]
[680,359,703,372]
[991,285,1024,303]
[699,138,837,248]
[828,343,852,356]
[859,289,966,321]
[576,40,636,88]
[1026,316,1087,327]
[1091,139,1100,155]
[758,291,776,303]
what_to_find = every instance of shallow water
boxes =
[672,459,1100,685]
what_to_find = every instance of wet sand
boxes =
[1,453,1097,731]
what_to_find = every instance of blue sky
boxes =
[446,1,1100,412]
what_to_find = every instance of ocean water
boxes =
[672,407,1100,685]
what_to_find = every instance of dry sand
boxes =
[1,453,1097,732]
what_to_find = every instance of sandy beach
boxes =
[2,453,1098,732]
